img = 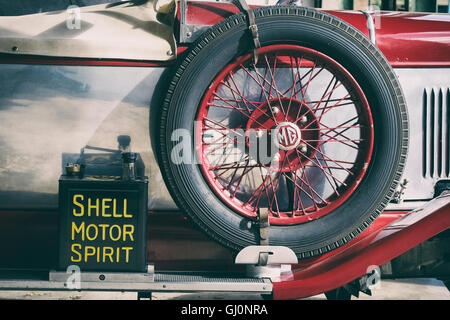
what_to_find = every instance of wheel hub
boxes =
[246,97,320,172]
[274,122,302,151]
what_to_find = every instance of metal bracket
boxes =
[360,10,377,45]
[178,0,190,43]
[178,0,261,61]
[235,246,298,280]
[391,179,409,204]
[178,0,212,44]
[235,246,298,265]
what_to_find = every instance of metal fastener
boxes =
[256,129,265,138]
[272,107,280,115]
[299,143,307,153]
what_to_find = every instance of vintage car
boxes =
[0,0,448,299]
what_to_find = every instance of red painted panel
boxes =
[183,2,450,68]
[292,212,406,269]
[184,2,370,40]
[272,194,450,300]
[323,10,371,39]
[374,12,450,67]
[186,1,242,25]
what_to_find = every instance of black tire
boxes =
[159,6,408,259]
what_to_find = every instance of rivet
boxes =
[256,129,265,138]
[271,107,280,115]
[299,143,307,153]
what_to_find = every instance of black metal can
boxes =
[58,175,148,272]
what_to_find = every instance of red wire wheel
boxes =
[196,45,374,225]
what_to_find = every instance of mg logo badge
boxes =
[274,122,302,151]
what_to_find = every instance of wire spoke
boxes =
[197,45,373,224]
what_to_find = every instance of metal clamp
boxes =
[235,246,298,265]
[235,246,298,280]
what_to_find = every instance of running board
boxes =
[0,246,297,296]
[0,270,272,294]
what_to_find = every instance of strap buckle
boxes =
[232,0,261,64]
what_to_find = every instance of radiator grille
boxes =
[422,87,449,178]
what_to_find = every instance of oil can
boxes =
[58,175,148,272]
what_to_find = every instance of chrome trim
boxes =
[360,10,377,45]
[0,271,272,293]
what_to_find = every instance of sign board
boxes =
[58,176,148,272]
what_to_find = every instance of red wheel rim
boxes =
[195,45,374,225]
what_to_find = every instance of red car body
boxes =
[0,1,449,299]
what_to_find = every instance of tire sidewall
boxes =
[160,8,407,257]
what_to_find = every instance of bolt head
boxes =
[299,144,307,153]
[256,129,265,138]
[271,107,280,115]
[300,116,308,124]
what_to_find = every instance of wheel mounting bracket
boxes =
[256,208,270,266]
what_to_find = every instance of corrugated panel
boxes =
[423,87,449,178]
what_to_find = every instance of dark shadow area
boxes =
[0,191,58,210]
[0,66,91,110]
[149,67,175,167]
[0,210,235,270]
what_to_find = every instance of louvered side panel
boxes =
[423,87,450,179]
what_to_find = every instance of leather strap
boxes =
[256,207,270,266]
[232,0,261,64]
